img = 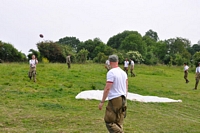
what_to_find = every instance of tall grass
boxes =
[0,63,200,133]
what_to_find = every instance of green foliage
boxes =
[93,52,108,63]
[107,30,140,49]
[120,33,147,56]
[165,37,191,65]
[42,57,49,63]
[37,41,75,63]
[144,51,158,65]
[174,53,187,66]
[144,29,159,42]
[77,38,101,59]
[57,36,80,51]
[0,41,27,62]
[192,52,200,66]
[127,51,144,64]
[76,48,89,63]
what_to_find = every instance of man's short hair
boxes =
[109,55,118,62]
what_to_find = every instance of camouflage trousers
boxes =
[29,67,36,82]
[104,96,127,133]
[130,68,135,77]
[184,71,189,83]
[195,73,200,89]
[124,67,128,75]
[67,63,71,69]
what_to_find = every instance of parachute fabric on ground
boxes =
[75,90,182,103]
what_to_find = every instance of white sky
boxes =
[0,0,200,55]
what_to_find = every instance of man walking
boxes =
[66,54,71,69]
[130,59,135,77]
[124,58,129,75]
[193,62,200,90]
[183,63,189,83]
[98,54,128,133]
[29,54,38,82]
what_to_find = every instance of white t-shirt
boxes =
[29,59,38,68]
[124,61,129,67]
[105,60,110,66]
[184,65,189,71]
[130,60,134,66]
[196,66,200,73]
[106,67,128,100]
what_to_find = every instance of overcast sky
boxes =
[1,0,200,55]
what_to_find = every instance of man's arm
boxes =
[98,82,113,110]
[35,58,38,64]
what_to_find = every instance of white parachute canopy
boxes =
[75,90,182,103]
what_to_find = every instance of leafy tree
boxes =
[144,51,158,65]
[77,38,104,60]
[192,44,200,52]
[193,52,200,66]
[174,53,187,66]
[0,41,26,62]
[37,41,73,63]
[107,30,140,49]
[152,41,168,63]
[57,36,80,52]
[76,49,89,63]
[144,29,159,42]
[165,37,191,65]
[120,33,147,56]
[93,52,107,63]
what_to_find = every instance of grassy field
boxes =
[0,63,200,133]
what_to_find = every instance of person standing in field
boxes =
[98,54,128,133]
[29,54,38,82]
[193,62,200,90]
[124,58,129,75]
[105,59,110,71]
[130,59,135,77]
[66,54,71,69]
[183,63,189,83]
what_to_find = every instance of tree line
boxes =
[1,29,200,66]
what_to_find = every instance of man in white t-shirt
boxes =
[98,54,128,132]
[130,59,135,77]
[124,58,129,75]
[194,62,200,90]
[29,54,38,82]
[183,63,189,83]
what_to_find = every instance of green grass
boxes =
[0,63,200,133]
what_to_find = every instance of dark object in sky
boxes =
[39,34,44,38]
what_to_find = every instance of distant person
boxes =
[130,59,135,77]
[66,54,71,69]
[124,58,129,75]
[29,54,38,82]
[105,59,110,71]
[193,62,200,90]
[183,63,189,83]
[98,54,128,133]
